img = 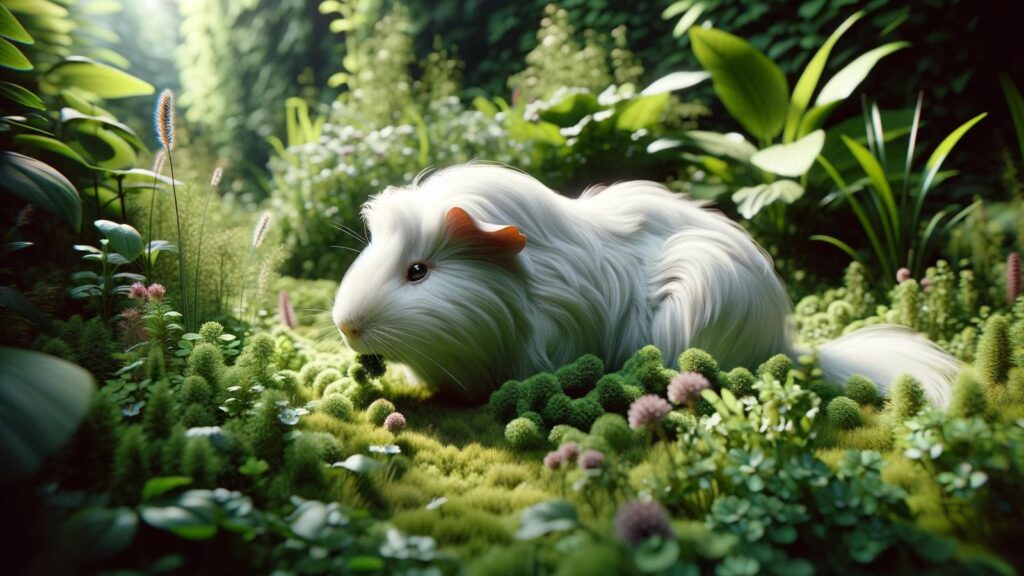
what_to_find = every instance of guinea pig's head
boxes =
[331,185,531,401]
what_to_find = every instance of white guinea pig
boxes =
[332,163,956,405]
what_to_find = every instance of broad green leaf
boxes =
[0,37,31,70]
[784,12,862,142]
[472,95,498,118]
[0,347,94,480]
[0,286,55,334]
[690,27,789,142]
[58,507,138,562]
[616,93,669,131]
[62,88,115,117]
[634,538,681,573]
[683,130,758,161]
[1001,75,1024,163]
[672,3,705,38]
[70,125,138,168]
[0,81,44,110]
[641,71,710,96]
[732,180,804,219]
[647,138,684,154]
[45,56,154,99]
[13,134,90,165]
[0,151,81,231]
[515,500,579,540]
[750,129,825,177]
[4,0,69,17]
[95,219,144,262]
[920,113,986,196]
[60,107,144,149]
[143,476,193,500]
[815,42,909,106]
[0,5,33,44]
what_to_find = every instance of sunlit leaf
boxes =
[0,37,31,70]
[143,476,194,500]
[672,3,705,38]
[515,500,579,540]
[0,4,34,44]
[616,93,669,131]
[815,42,909,106]
[0,81,43,110]
[690,27,789,142]
[13,134,90,165]
[750,129,825,177]
[641,71,710,96]
[732,180,804,219]
[95,219,144,262]
[683,130,758,161]
[45,56,154,99]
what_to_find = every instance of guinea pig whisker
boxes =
[377,331,467,391]
[331,245,362,254]
[329,220,368,245]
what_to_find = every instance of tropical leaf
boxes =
[690,27,789,143]
[731,180,804,219]
[0,81,43,110]
[750,129,825,177]
[616,93,670,132]
[815,42,909,106]
[0,4,34,44]
[13,134,90,165]
[95,219,144,262]
[44,56,154,99]
[641,71,709,96]
[683,130,758,161]
[0,151,81,231]
[0,347,95,480]
[0,37,31,70]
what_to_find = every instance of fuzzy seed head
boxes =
[210,166,224,188]
[627,394,671,429]
[252,212,272,248]
[154,89,175,150]
[896,267,912,283]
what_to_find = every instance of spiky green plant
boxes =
[239,211,272,323]
[814,95,985,287]
[111,426,149,505]
[182,436,220,488]
[976,315,1012,387]
[887,374,926,421]
[948,370,990,419]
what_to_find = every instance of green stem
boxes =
[239,248,254,327]
[193,184,215,331]
[116,175,127,223]
[166,151,189,331]
[147,173,159,279]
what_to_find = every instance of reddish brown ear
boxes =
[445,207,526,257]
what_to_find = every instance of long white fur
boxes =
[332,163,958,404]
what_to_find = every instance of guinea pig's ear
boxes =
[445,206,526,258]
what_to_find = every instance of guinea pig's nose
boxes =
[338,321,361,341]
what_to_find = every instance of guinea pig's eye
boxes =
[406,262,429,283]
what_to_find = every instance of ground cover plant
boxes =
[2,1,1024,574]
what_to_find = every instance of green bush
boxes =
[843,375,880,407]
[189,343,225,391]
[542,393,574,426]
[549,425,585,446]
[60,388,121,492]
[976,315,1012,387]
[826,397,862,430]
[557,354,604,398]
[595,374,631,413]
[567,398,603,431]
[248,391,288,467]
[182,436,220,488]
[504,417,545,450]
[367,399,397,426]
[947,370,990,420]
[489,380,521,423]
[517,373,561,414]
[110,426,149,505]
[320,394,355,421]
[757,354,792,384]
[724,367,756,398]
[590,413,635,452]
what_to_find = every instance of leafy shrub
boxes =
[320,394,354,421]
[844,375,880,407]
[557,354,604,398]
[887,375,927,422]
[590,413,635,452]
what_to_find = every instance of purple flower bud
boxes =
[543,450,564,469]
[129,282,149,300]
[578,449,604,470]
[614,500,673,547]
[896,267,912,283]
[383,412,406,432]
[147,283,166,300]
[667,371,710,405]
[628,395,672,429]
[558,442,579,462]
